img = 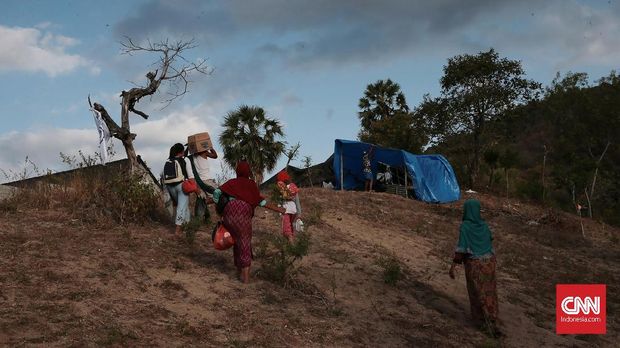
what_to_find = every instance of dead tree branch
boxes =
[589,140,611,200]
[88,37,211,171]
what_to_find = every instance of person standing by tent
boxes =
[276,170,301,243]
[162,143,194,238]
[449,199,500,336]
[363,146,375,191]
[213,161,281,283]
[188,147,218,224]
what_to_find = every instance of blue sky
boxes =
[1,0,619,182]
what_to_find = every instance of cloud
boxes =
[0,102,224,183]
[128,102,226,177]
[109,0,620,113]
[114,1,540,66]
[0,128,100,182]
[470,1,620,72]
[280,93,303,107]
[0,25,97,77]
[113,0,620,74]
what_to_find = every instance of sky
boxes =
[1,0,619,183]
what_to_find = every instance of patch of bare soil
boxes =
[0,188,618,347]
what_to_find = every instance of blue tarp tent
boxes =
[332,139,460,203]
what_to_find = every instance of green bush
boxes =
[377,255,402,285]
[259,232,310,285]
[269,183,284,205]
[182,217,202,245]
[515,179,544,202]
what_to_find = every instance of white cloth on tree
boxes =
[90,108,111,164]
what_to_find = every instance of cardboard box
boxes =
[187,132,213,154]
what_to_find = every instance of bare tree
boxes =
[89,37,211,172]
[302,155,313,187]
[285,142,301,169]
[586,140,611,218]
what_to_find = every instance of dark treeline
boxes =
[358,49,620,226]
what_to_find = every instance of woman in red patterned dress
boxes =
[216,161,274,283]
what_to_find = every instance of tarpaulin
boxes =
[332,139,460,203]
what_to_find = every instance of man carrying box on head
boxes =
[186,132,218,224]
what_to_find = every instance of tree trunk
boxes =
[307,170,314,187]
[542,144,547,202]
[469,131,481,190]
[254,172,264,189]
[488,167,494,188]
[584,187,592,219]
[92,102,141,173]
[587,140,611,218]
[589,141,611,201]
[122,138,140,172]
[505,168,509,197]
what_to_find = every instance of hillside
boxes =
[431,74,620,227]
[1,188,618,347]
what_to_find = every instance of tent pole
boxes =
[340,147,344,190]
[404,169,408,198]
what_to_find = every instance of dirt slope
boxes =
[1,188,618,347]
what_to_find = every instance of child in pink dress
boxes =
[277,171,300,243]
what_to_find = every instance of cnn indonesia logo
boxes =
[556,284,606,335]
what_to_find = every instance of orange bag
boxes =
[213,222,235,250]
[182,178,198,194]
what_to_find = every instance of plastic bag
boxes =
[182,178,198,194]
[294,218,304,233]
[213,222,235,250]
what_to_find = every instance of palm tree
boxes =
[219,105,285,185]
[358,78,409,131]
[358,79,426,152]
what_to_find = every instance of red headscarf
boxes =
[277,170,290,182]
[220,161,264,208]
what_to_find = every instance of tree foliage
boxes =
[219,105,285,185]
[428,69,620,226]
[417,49,540,189]
[543,72,619,219]
[358,79,426,153]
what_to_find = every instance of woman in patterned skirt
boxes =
[215,161,269,283]
[449,199,500,336]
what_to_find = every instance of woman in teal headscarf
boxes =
[449,199,499,335]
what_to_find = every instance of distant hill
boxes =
[261,155,335,189]
[432,76,620,226]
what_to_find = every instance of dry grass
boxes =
[0,186,618,347]
[2,170,166,225]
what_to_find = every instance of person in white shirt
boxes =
[188,148,218,223]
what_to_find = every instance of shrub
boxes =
[181,217,202,245]
[83,171,162,225]
[2,153,166,226]
[377,255,402,285]
[269,183,284,205]
[259,232,310,285]
[303,203,323,227]
[515,176,544,202]
[6,170,164,226]
[0,195,19,213]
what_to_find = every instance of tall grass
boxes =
[0,154,165,225]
